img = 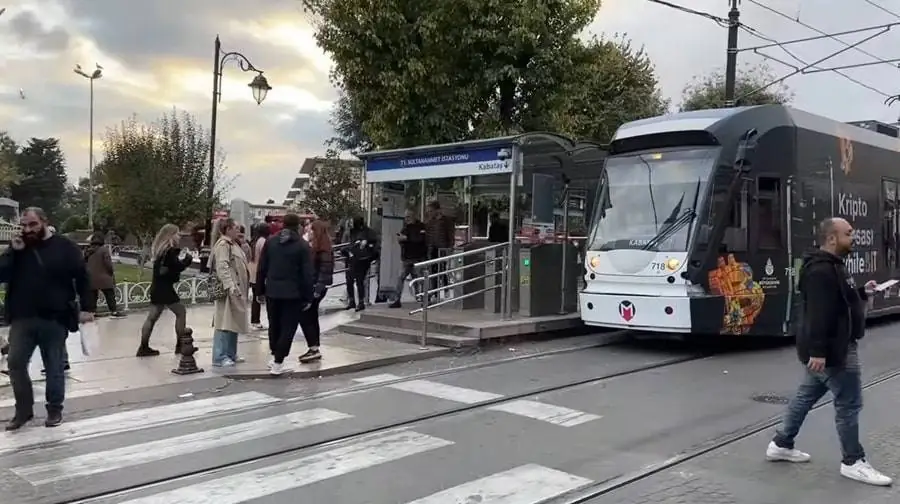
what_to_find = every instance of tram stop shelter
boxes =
[338,133,608,348]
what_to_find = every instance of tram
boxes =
[580,105,898,338]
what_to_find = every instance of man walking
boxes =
[765,217,891,486]
[255,213,314,375]
[0,207,95,430]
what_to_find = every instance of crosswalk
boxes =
[0,372,602,503]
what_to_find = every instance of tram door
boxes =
[749,173,788,335]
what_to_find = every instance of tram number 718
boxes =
[649,262,666,272]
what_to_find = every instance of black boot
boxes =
[136,338,160,357]
[44,409,63,428]
[6,412,33,431]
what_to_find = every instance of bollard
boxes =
[171,327,204,375]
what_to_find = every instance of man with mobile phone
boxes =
[389,210,427,308]
[765,217,890,486]
[0,207,95,430]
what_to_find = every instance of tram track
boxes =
[545,362,900,504]
[64,343,712,503]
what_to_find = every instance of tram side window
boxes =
[882,180,898,270]
[709,174,748,251]
[756,177,782,249]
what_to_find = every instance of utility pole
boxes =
[724,0,741,106]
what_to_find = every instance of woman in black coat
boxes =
[297,219,334,363]
[138,224,193,356]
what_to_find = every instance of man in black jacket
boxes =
[256,213,314,375]
[766,217,891,486]
[343,215,379,311]
[389,210,427,309]
[0,207,95,430]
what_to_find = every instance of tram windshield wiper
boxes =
[640,208,696,251]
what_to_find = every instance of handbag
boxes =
[208,243,233,301]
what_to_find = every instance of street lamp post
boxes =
[74,63,103,231]
[205,35,272,247]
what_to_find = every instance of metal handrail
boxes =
[412,242,508,268]
[409,241,511,348]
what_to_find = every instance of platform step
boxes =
[357,311,474,336]
[340,322,479,349]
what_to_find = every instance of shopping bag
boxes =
[78,322,100,357]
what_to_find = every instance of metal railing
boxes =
[408,242,510,347]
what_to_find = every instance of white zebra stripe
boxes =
[12,408,352,485]
[113,430,454,504]
[405,464,592,503]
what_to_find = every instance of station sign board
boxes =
[365,146,513,182]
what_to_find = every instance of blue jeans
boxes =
[773,342,864,465]
[7,318,68,415]
[212,329,238,365]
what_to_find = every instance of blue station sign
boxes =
[365,146,512,182]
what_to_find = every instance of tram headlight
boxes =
[665,258,681,271]
[589,256,601,270]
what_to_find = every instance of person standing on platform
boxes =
[256,213,314,375]
[0,207,95,430]
[297,219,333,363]
[208,218,249,367]
[424,200,455,301]
[390,209,427,309]
[247,223,270,331]
[765,217,891,486]
[343,216,379,311]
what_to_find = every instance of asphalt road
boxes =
[4,319,900,504]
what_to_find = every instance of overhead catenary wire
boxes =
[747,0,900,74]
[862,0,900,19]
[737,24,893,98]
[645,0,896,100]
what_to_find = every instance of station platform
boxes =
[333,304,615,349]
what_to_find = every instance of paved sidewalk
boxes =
[0,303,446,405]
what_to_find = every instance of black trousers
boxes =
[86,288,118,313]
[266,298,303,363]
[250,283,261,324]
[298,291,325,348]
[346,262,371,305]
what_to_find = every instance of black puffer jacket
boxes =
[256,228,314,302]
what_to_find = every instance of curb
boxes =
[222,346,451,380]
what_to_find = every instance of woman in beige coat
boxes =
[208,218,250,367]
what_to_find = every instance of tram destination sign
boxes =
[365,146,512,182]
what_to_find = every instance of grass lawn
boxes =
[113,263,152,284]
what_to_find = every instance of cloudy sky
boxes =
[1,0,899,204]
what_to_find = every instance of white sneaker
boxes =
[766,441,811,462]
[220,358,236,367]
[840,459,893,486]
[269,362,287,375]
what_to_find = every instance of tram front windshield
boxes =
[587,147,719,252]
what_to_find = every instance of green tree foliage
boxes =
[303,0,667,148]
[680,63,793,111]
[0,132,22,198]
[10,137,68,221]
[97,109,230,249]
[303,151,363,223]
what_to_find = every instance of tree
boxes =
[97,109,229,254]
[10,137,68,221]
[303,0,666,149]
[0,132,22,198]
[680,63,793,111]
[303,151,363,222]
